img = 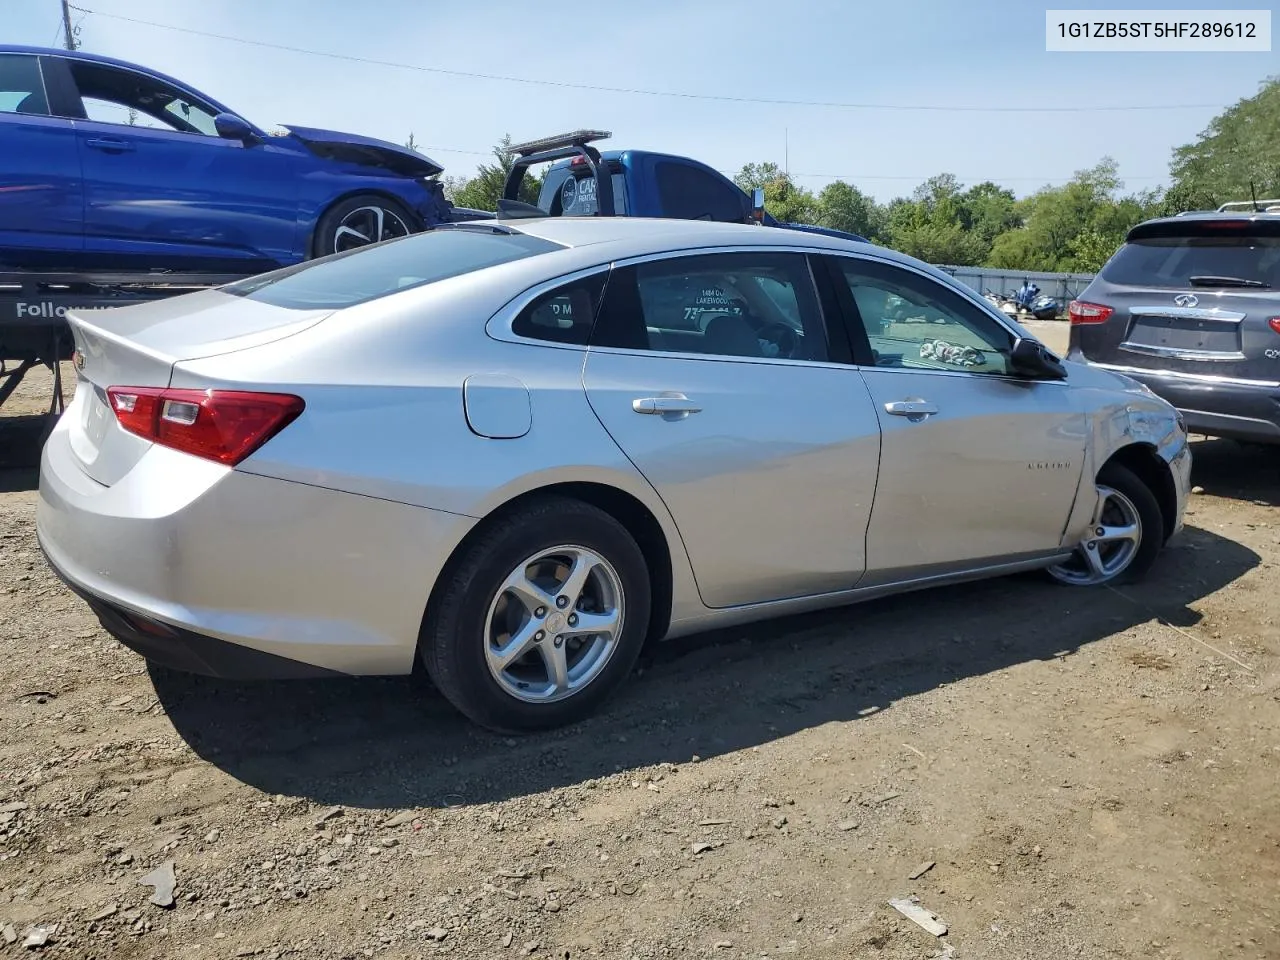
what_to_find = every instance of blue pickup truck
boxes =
[491,130,865,242]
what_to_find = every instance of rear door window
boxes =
[1102,235,1280,289]
[0,54,49,115]
[592,252,831,361]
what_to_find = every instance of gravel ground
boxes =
[0,334,1277,959]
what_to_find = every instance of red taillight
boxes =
[105,386,304,466]
[1068,300,1114,325]
[1269,317,1280,336]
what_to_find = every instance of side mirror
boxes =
[750,187,765,223]
[1010,336,1067,380]
[214,113,256,143]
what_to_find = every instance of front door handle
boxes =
[884,399,938,419]
[632,395,702,417]
[85,137,134,152]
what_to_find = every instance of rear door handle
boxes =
[884,399,938,418]
[85,138,134,152]
[632,395,702,417]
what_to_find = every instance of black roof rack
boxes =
[500,129,616,219]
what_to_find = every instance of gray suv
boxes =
[1067,209,1280,445]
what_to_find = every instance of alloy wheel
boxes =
[330,205,411,254]
[1047,485,1143,586]
[483,545,626,703]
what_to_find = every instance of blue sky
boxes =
[10,0,1276,201]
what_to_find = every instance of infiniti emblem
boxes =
[1174,294,1199,307]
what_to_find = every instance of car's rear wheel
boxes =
[1046,463,1163,586]
[311,194,417,258]
[420,498,651,732]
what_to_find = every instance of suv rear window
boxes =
[537,167,628,216]
[224,228,562,309]
[1102,235,1280,289]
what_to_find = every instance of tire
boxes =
[309,193,419,259]
[1046,462,1164,587]
[420,497,651,733]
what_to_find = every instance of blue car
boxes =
[0,45,456,273]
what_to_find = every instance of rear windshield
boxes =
[537,167,629,216]
[1101,236,1280,289]
[223,228,562,309]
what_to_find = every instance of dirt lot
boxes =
[0,332,1278,959]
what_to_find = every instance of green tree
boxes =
[448,135,543,212]
[816,181,887,241]
[988,158,1138,270]
[1168,75,1280,207]
[885,174,988,264]
[732,162,819,224]
[958,181,1019,249]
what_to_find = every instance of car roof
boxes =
[1124,210,1280,242]
[455,216,943,279]
[495,216,851,251]
[0,44,237,116]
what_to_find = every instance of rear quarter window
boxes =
[223,229,563,309]
[0,54,49,114]
[1102,235,1280,288]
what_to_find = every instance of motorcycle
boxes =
[1010,283,1060,321]
[984,289,1020,319]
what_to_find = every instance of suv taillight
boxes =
[1068,300,1114,325]
[1269,318,1280,335]
[106,387,304,466]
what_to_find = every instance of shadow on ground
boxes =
[150,517,1258,812]
[0,417,51,473]
[0,466,38,494]
[1187,437,1280,507]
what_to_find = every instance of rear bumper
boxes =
[42,548,343,679]
[1083,361,1280,444]
[36,413,475,677]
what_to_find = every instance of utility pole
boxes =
[60,0,77,50]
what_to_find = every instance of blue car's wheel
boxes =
[311,194,418,258]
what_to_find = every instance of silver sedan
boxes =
[36,218,1192,731]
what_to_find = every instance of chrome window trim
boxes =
[487,243,849,367]
[486,242,1060,382]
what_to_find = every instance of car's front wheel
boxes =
[1046,462,1163,586]
[310,194,418,258]
[421,498,652,732]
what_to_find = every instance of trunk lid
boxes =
[65,289,332,486]
[1071,219,1280,382]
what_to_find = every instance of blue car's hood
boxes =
[279,125,444,179]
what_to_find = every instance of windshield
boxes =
[1102,235,1280,289]
[223,228,563,309]
[537,167,629,216]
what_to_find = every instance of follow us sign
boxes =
[1046,10,1271,51]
